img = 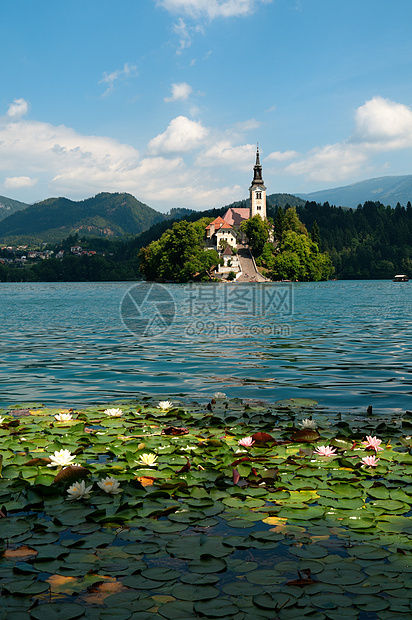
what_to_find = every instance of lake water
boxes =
[1,280,411,414]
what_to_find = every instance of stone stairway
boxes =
[236,244,268,282]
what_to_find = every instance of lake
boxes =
[1,280,411,413]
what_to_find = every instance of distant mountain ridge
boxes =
[296,175,412,208]
[0,195,29,222]
[0,192,165,244]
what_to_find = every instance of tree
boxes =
[311,220,320,247]
[139,218,220,282]
[240,215,270,257]
[274,206,285,242]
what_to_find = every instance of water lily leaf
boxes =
[166,536,231,559]
[290,429,320,442]
[30,603,86,620]
[157,600,195,619]
[141,567,181,581]
[253,592,297,609]
[188,558,227,574]
[171,584,220,601]
[2,545,38,560]
[194,598,240,617]
[53,466,91,484]
[251,432,277,445]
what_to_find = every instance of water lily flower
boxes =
[314,445,337,457]
[361,455,380,467]
[0,416,5,425]
[54,413,73,422]
[47,449,77,468]
[104,408,123,417]
[213,392,227,400]
[136,453,158,467]
[362,436,384,452]
[238,436,255,448]
[157,400,173,411]
[298,418,317,429]
[67,480,93,501]
[97,476,122,494]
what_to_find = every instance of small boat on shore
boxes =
[393,274,409,282]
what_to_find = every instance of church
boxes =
[205,146,267,249]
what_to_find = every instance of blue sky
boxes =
[1,0,412,211]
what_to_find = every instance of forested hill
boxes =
[296,200,412,279]
[0,195,29,222]
[0,192,165,243]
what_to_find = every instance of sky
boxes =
[1,0,412,212]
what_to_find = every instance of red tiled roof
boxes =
[223,208,250,227]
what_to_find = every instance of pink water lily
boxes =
[363,436,384,452]
[361,455,380,467]
[238,436,255,448]
[314,445,336,457]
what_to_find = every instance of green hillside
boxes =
[0,192,165,243]
[0,195,29,222]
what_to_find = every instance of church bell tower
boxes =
[249,145,267,220]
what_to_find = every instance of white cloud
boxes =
[232,118,261,133]
[165,82,193,102]
[284,96,412,185]
[196,140,256,169]
[4,176,37,189]
[99,63,138,97]
[172,18,203,52]
[156,0,272,19]
[266,150,299,161]
[7,98,29,119]
[148,115,208,154]
[286,143,367,183]
[351,96,412,149]
[0,100,243,210]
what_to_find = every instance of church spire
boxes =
[252,144,264,185]
[249,144,267,220]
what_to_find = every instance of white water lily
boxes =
[97,476,122,494]
[67,480,93,501]
[0,416,5,425]
[213,392,227,400]
[136,453,158,467]
[104,408,123,417]
[180,445,198,451]
[298,418,317,429]
[157,400,173,411]
[54,412,73,422]
[47,449,77,468]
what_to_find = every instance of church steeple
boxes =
[249,144,267,219]
[252,145,264,186]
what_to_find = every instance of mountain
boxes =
[0,192,165,244]
[0,195,29,222]
[296,175,412,208]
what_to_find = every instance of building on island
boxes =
[205,216,237,249]
[205,145,268,248]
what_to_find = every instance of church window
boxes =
[256,191,262,199]
[257,206,261,210]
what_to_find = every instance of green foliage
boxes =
[270,230,332,281]
[253,208,332,282]
[297,200,412,279]
[240,215,270,257]
[139,218,220,282]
